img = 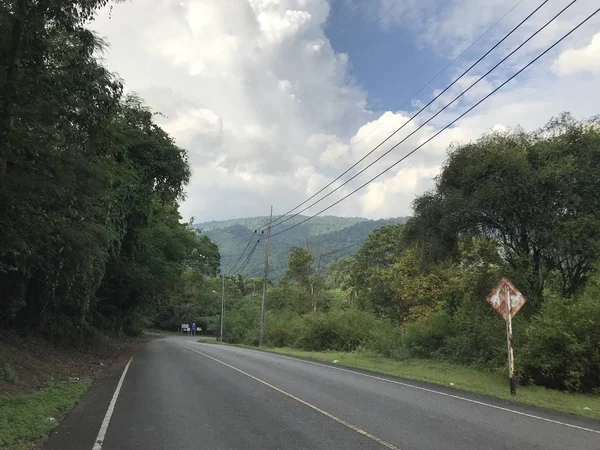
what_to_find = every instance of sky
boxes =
[90,0,600,223]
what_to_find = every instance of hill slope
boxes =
[195,215,408,279]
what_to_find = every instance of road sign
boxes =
[486,277,526,396]
[486,277,526,320]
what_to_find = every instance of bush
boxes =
[441,294,507,367]
[265,311,305,347]
[295,309,375,351]
[519,288,600,392]
[402,313,454,358]
[365,320,406,359]
[223,302,260,345]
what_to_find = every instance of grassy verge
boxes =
[0,380,91,450]
[205,342,600,419]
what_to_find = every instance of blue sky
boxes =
[325,1,446,112]
[90,0,600,222]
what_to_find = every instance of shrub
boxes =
[365,320,406,359]
[402,313,453,358]
[440,294,507,367]
[265,311,305,347]
[223,302,260,345]
[519,287,600,392]
[295,309,375,351]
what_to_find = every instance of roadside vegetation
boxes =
[1,2,218,448]
[0,381,90,450]
[1,1,220,341]
[0,332,140,449]
[194,116,600,409]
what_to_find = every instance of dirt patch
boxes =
[0,331,147,398]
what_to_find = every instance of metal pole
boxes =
[220,275,225,342]
[259,206,272,347]
[506,284,516,395]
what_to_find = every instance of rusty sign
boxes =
[486,277,526,396]
[486,277,526,320]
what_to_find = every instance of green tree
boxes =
[0,4,217,339]
[407,113,600,308]
[350,224,407,317]
[285,247,313,290]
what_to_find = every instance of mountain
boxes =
[194,215,408,279]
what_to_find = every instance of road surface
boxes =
[45,336,600,450]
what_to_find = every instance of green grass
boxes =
[205,342,600,419]
[0,380,91,450]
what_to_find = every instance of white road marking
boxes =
[92,358,133,450]
[184,345,401,450]
[196,343,600,435]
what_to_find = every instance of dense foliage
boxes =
[0,0,219,338]
[208,115,600,393]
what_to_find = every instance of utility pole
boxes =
[259,206,272,347]
[306,240,315,311]
[220,275,225,342]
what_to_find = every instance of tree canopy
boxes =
[406,113,600,308]
[0,0,219,338]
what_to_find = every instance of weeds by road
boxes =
[0,332,141,449]
[0,381,91,450]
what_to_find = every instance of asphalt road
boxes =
[45,336,600,450]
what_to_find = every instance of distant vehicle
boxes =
[181,324,190,334]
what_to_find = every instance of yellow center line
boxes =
[184,345,401,450]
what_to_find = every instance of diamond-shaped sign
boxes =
[486,277,526,320]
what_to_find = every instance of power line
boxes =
[241,246,267,277]
[269,0,576,232]
[231,237,261,276]
[230,0,527,251]
[231,235,263,276]
[271,3,599,238]
[263,0,549,231]
[268,0,526,223]
[226,230,258,275]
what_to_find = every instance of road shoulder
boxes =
[199,342,600,430]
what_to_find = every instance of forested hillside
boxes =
[196,216,408,278]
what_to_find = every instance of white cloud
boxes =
[359,165,440,216]
[553,32,600,75]
[91,0,372,221]
[374,0,598,59]
[90,0,600,224]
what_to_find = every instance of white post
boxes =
[505,284,516,395]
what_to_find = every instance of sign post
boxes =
[505,283,516,395]
[486,277,526,396]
